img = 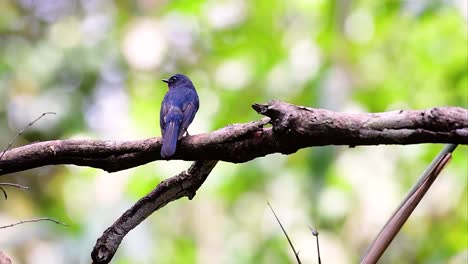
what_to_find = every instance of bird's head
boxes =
[162,74,193,89]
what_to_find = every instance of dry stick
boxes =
[0,183,29,200]
[0,113,65,231]
[0,112,56,161]
[308,226,322,264]
[0,112,53,198]
[267,202,302,264]
[0,217,68,229]
[0,112,53,200]
[361,144,457,264]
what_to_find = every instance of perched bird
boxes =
[160,74,199,158]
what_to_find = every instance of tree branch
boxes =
[0,217,68,229]
[91,160,218,264]
[1,101,466,176]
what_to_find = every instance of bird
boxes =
[160,73,199,158]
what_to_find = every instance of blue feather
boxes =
[161,121,179,158]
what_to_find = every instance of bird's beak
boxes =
[162,79,169,83]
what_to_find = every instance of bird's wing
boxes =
[160,98,169,136]
[180,89,199,132]
[179,101,198,138]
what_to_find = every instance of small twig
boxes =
[0,217,68,229]
[0,112,56,160]
[267,202,301,264]
[0,183,29,189]
[361,144,457,263]
[0,183,30,200]
[308,226,321,264]
[0,187,6,200]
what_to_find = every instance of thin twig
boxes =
[0,183,30,200]
[308,226,321,264]
[267,202,301,264]
[0,187,6,200]
[0,183,29,190]
[0,217,68,229]
[361,144,457,263]
[0,112,56,160]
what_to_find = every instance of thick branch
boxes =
[1,101,467,175]
[91,160,218,264]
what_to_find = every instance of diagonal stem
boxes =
[268,202,302,264]
[361,144,457,263]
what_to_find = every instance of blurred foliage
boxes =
[0,0,467,264]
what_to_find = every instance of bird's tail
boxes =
[161,120,181,158]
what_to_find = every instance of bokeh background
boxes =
[0,0,467,263]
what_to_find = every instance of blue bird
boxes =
[160,74,199,158]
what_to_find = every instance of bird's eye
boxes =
[170,76,178,83]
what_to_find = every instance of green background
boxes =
[0,0,467,263]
